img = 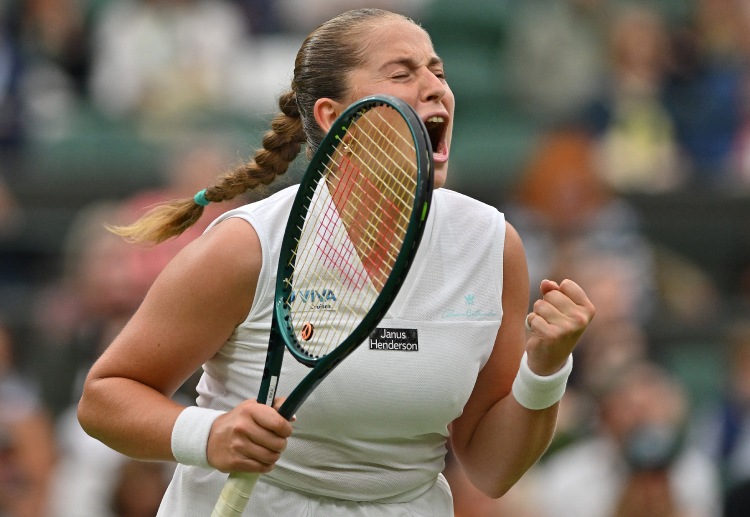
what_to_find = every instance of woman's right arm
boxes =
[77,217,293,473]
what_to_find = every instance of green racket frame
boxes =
[258,95,434,420]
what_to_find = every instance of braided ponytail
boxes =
[110,8,404,245]
[108,91,306,244]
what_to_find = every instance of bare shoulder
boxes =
[156,216,263,328]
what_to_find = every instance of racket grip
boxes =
[210,472,260,517]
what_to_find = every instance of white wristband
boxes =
[512,352,573,410]
[171,406,225,468]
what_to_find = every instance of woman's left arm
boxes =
[450,221,595,498]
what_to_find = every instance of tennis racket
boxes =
[211,94,434,516]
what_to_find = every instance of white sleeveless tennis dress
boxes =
[157,186,506,516]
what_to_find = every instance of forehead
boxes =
[356,17,436,65]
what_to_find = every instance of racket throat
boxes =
[257,326,286,408]
[263,376,279,406]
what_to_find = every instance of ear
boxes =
[313,98,345,133]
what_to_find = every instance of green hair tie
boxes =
[193,189,210,207]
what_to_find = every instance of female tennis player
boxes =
[77,8,595,516]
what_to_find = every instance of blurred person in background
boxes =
[529,360,721,517]
[584,3,685,193]
[505,123,722,331]
[34,203,146,517]
[690,320,750,511]
[0,173,23,312]
[116,138,243,299]
[109,459,172,517]
[663,0,745,186]
[40,200,192,516]
[0,1,24,148]
[30,202,148,419]
[19,0,90,94]
[13,0,94,140]
[31,138,237,418]
[41,141,236,516]
[728,0,750,186]
[88,0,249,121]
[505,127,658,326]
[273,0,429,34]
[0,322,56,517]
[504,0,610,123]
[230,0,281,34]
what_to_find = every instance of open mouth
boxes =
[424,116,447,154]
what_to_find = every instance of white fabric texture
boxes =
[528,436,722,517]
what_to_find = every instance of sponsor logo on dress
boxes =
[369,328,419,351]
[441,293,499,320]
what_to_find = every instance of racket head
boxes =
[274,95,434,368]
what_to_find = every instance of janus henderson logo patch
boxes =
[369,328,418,351]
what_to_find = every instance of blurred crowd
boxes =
[0,0,749,516]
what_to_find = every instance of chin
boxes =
[433,169,447,189]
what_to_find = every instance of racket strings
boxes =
[286,105,419,358]
[329,109,417,275]
[341,112,417,217]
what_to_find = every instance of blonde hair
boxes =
[110,8,410,244]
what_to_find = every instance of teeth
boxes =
[426,116,444,124]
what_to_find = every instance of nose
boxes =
[420,69,446,103]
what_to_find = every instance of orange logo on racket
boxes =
[301,323,314,341]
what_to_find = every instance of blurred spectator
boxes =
[725,477,750,517]
[40,139,249,516]
[30,138,239,416]
[88,0,249,120]
[29,202,146,418]
[48,405,172,517]
[528,361,722,517]
[19,0,90,95]
[109,459,172,517]
[274,0,429,34]
[574,319,648,399]
[40,139,231,513]
[0,175,21,238]
[0,171,25,342]
[16,0,94,141]
[663,0,745,185]
[586,4,686,193]
[544,321,650,463]
[691,321,750,492]
[504,0,610,123]
[230,0,282,34]
[116,137,243,297]
[48,405,129,517]
[0,322,57,517]
[729,0,750,186]
[505,127,658,326]
[0,1,25,148]
[650,244,723,327]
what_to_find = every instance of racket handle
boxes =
[210,472,260,517]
